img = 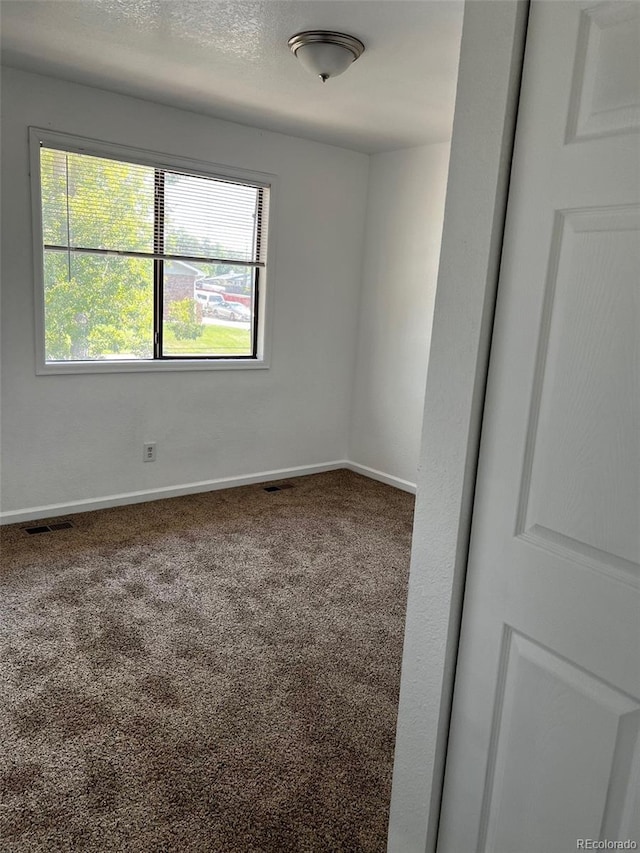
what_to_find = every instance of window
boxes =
[30,129,273,372]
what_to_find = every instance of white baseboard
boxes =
[0,459,416,525]
[345,462,417,494]
[0,461,348,525]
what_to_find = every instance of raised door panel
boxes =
[480,632,640,853]
[567,1,640,141]
[519,205,640,581]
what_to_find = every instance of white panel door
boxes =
[438,3,640,852]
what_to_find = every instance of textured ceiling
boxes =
[0,0,463,153]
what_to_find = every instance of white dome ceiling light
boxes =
[288,31,365,83]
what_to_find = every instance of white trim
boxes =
[0,460,418,525]
[0,461,349,525]
[28,127,278,374]
[36,358,270,375]
[388,3,529,851]
[30,128,46,372]
[345,462,416,494]
[29,127,275,189]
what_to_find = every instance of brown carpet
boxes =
[0,469,413,852]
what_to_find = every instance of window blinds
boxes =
[40,147,269,267]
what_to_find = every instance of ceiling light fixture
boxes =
[288,31,365,83]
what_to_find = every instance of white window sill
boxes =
[36,358,269,375]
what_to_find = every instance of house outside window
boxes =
[29,128,274,373]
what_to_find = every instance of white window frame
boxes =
[29,128,277,374]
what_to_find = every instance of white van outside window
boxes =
[194,290,226,315]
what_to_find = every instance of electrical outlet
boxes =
[143,442,157,462]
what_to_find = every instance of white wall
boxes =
[0,68,369,517]
[388,3,529,850]
[349,144,450,489]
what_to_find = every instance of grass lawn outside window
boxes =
[163,323,251,357]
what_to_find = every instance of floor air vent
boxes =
[24,521,74,535]
[263,483,294,493]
